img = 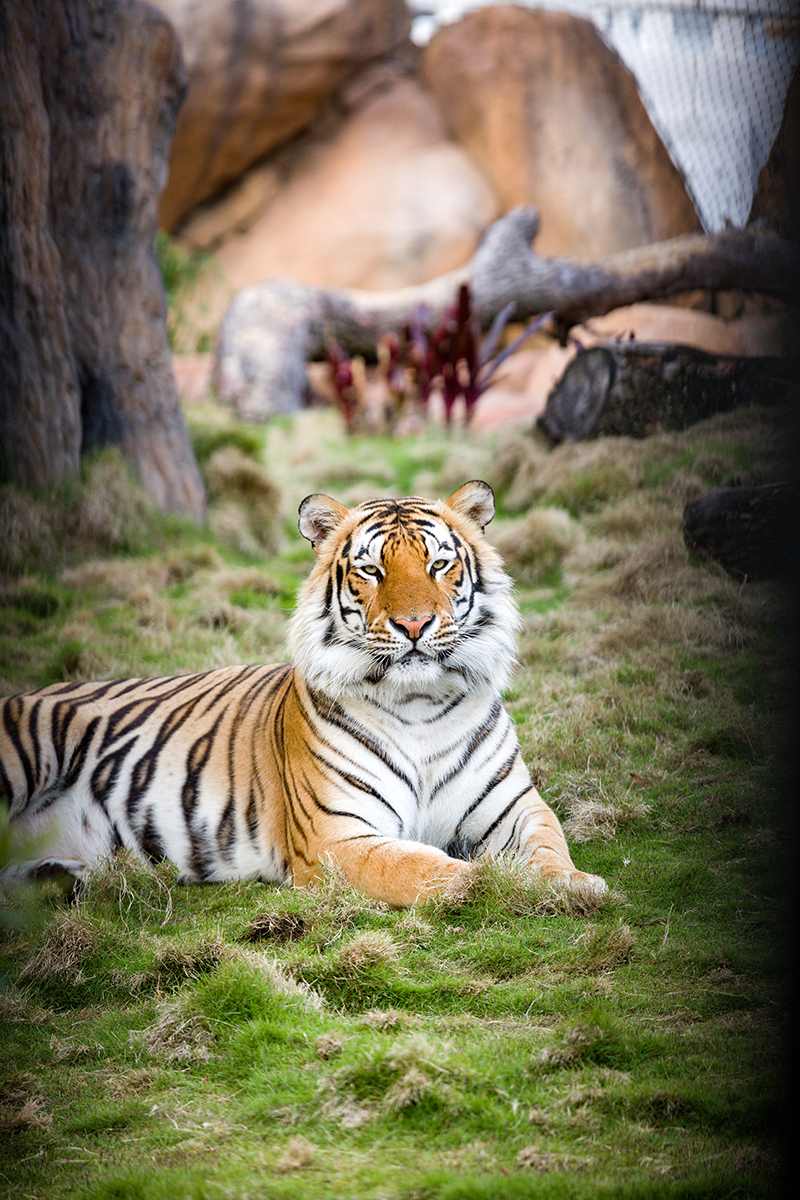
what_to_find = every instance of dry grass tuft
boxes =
[0,451,154,576]
[517,1145,567,1172]
[361,1008,405,1030]
[232,946,326,1011]
[131,1001,215,1064]
[315,1033,344,1059]
[303,862,391,929]
[78,853,177,925]
[18,909,98,986]
[123,936,229,992]
[317,1083,375,1130]
[334,931,400,977]
[575,532,702,606]
[0,1086,52,1134]
[324,1033,455,1118]
[242,912,310,944]
[559,774,650,843]
[572,921,637,970]
[276,1136,316,1172]
[384,1064,435,1111]
[491,508,580,582]
[204,446,281,555]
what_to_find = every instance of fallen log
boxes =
[682,483,793,581]
[213,206,800,421]
[538,344,796,442]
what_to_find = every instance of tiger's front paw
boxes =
[537,865,607,901]
[562,869,608,897]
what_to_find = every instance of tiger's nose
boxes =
[390,615,434,641]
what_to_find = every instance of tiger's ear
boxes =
[298,494,350,551]
[445,481,495,530]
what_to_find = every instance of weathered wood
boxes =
[0,0,205,520]
[538,344,796,443]
[682,483,793,582]
[214,206,800,420]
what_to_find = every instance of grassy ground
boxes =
[0,398,794,1199]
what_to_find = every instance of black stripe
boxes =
[305,686,416,795]
[90,737,138,806]
[307,746,396,825]
[181,710,227,823]
[475,787,533,849]
[0,754,11,805]
[64,716,102,789]
[453,749,518,839]
[498,812,526,855]
[2,698,35,798]
[140,808,168,862]
[429,699,503,798]
[51,700,79,777]
[216,795,236,859]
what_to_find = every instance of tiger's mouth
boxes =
[364,643,443,684]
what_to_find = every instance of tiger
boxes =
[0,481,606,907]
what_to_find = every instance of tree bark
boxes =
[214,206,800,421]
[0,0,205,521]
[0,0,81,489]
[538,345,795,443]
[682,484,793,582]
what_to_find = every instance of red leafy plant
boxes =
[324,284,551,433]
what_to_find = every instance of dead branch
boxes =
[538,345,795,442]
[213,207,800,421]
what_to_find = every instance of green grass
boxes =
[0,401,793,1199]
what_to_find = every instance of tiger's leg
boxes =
[290,833,469,908]
[456,759,607,897]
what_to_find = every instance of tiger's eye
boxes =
[361,564,381,577]
[430,559,449,572]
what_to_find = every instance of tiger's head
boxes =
[288,481,521,698]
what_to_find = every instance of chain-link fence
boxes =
[410,0,799,232]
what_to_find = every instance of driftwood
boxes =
[214,206,800,421]
[538,345,796,442]
[683,483,793,581]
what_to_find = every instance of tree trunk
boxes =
[0,0,81,490]
[214,206,800,421]
[538,345,795,443]
[682,483,792,582]
[0,0,205,521]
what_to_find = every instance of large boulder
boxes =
[183,71,499,292]
[421,6,701,257]
[157,0,411,230]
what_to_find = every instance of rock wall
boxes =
[159,2,703,304]
[421,6,702,257]
[158,0,412,230]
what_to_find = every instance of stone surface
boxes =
[0,0,204,519]
[421,5,702,257]
[193,73,499,292]
[157,0,411,230]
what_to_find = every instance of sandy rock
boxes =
[421,6,701,257]
[190,73,496,291]
[158,0,411,230]
[185,74,500,292]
